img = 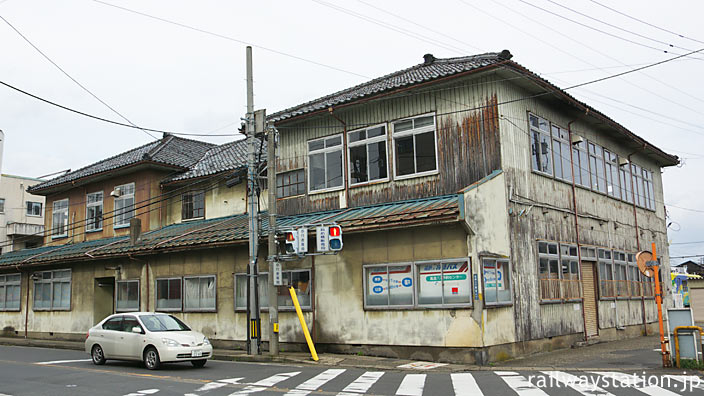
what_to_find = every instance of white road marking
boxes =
[663,375,704,390]
[450,373,483,396]
[395,373,426,396]
[541,371,614,396]
[228,372,301,395]
[196,378,243,392]
[337,371,384,394]
[495,371,519,376]
[592,372,680,396]
[397,361,448,370]
[124,391,159,396]
[500,373,550,395]
[283,369,345,396]
[35,359,92,365]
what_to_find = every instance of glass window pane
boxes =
[395,136,415,176]
[442,262,470,304]
[394,120,413,133]
[414,116,434,128]
[290,271,311,308]
[184,278,199,310]
[552,138,563,179]
[366,267,388,306]
[349,145,368,184]
[367,126,385,138]
[309,153,326,191]
[326,150,343,188]
[200,277,216,310]
[308,140,324,151]
[415,131,436,173]
[483,261,497,304]
[235,275,247,310]
[325,136,341,148]
[496,261,511,303]
[368,141,387,181]
[417,262,443,305]
[388,265,413,306]
[539,133,552,174]
[348,130,365,143]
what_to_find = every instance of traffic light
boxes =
[328,225,343,251]
[284,231,298,254]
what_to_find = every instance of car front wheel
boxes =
[91,345,106,365]
[191,359,207,368]
[143,347,161,370]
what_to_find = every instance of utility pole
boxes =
[267,123,279,356]
[245,46,261,355]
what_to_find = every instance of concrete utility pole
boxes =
[245,46,261,355]
[267,123,279,356]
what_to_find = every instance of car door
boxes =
[99,316,122,358]
[117,315,146,360]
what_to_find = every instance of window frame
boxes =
[181,190,205,221]
[613,251,629,299]
[642,168,656,211]
[550,124,572,183]
[362,258,472,310]
[391,113,439,181]
[51,199,69,239]
[529,113,553,176]
[481,257,512,307]
[307,134,345,194]
[347,123,390,187]
[604,149,621,200]
[0,273,21,311]
[113,182,135,229]
[32,269,71,311]
[234,269,313,312]
[155,277,183,312]
[588,142,607,194]
[0,198,5,213]
[571,137,591,189]
[26,201,43,217]
[276,169,306,199]
[86,191,104,232]
[115,279,140,312]
[183,275,217,312]
[597,248,616,300]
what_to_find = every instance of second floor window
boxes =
[348,124,388,185]
[113,183,135,228]
[26,201,42,216]
[0,198,5,213]
[182,190,205,220]
[589,143,607,193]
[86,192,103,231]
[276,169,305,198]
[308,135,343,192]
[393,115,437,178]
[604,149,621,199]
[52,199,69,237]
[530,114,552,175]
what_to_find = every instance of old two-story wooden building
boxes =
[0,50,676,364]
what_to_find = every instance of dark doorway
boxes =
[94,277,115,325]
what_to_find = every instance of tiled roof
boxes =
[269,52,510,122]
[0,194,461,267]
[164,138,265,184]
[29,135,215,193]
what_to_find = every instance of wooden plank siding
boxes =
[274,73,503,215]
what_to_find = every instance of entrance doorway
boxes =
[581,262,599,338]
[94,277,115,325]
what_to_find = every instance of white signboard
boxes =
[297,227,308,254]
[483,261,505,290]
[316,225,329,252]
[273,262,283,286]
[418,262,470,302]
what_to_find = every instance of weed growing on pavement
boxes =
[679,359,704,370]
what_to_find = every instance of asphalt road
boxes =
[1,345,704,395]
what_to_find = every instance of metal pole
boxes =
[267,125,279,356]
[652,242,670,367]
[246,46,260,355]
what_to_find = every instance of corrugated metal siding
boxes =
[275,73,502,215]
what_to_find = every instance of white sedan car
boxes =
[85,312,213,370]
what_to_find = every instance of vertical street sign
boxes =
[316,225,329,252]
[298,227,308,254]
[273,261,283,286]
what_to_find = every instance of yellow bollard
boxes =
[289,286,319,361]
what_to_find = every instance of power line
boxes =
[92,0,371,80]
[588,0,704,46]
[670,241,704,246]
[0,14,158,140]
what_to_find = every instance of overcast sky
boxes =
[1,0,702,261]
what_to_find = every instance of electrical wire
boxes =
[0,14,158,140]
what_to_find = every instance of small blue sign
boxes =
[372,286,383,294]
[473,274,479,300]
[372,276,383,284]
[402,277,412,287]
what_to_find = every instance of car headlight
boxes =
[161,338,180,347]
[203,337,210,345]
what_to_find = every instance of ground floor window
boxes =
[363,259,471,309]
[184,275,216,311]
[596,248,651,299]
[234,269,312,311]
[482,258,512,306]
[0,274,21,311]
[156,278,182,311]
[33,269,71,310]
[538,242,581,302]
[116,280,139,312]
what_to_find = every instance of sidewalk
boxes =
[0,335,681,373]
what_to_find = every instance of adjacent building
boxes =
[0,174,46,254]
[0,50,677,364]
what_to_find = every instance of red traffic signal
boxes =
[328,226,343,251]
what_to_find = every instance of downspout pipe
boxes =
[567,120,589,341]
[628,146,648,334]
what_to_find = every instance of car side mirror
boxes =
[132,327,142,334]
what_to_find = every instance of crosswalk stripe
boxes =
[283,369,346,396]
[337,371,384,394]
[228,372,301,396]
[592,372,680,396]
[450,373,483,396]
[500,373,550,395]
[541,371,614,396]
[197,378,243,392]
[396,374,426,396]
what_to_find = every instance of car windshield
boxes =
[139,314,191,332]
